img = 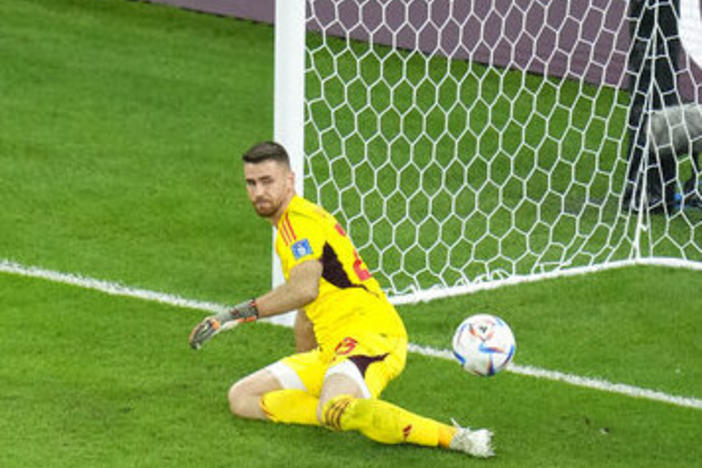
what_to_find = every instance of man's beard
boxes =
[252,198,279,218]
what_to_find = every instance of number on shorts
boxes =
[334,337,358,356]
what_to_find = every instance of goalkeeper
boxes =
[189,141,493,458]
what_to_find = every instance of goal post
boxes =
[275,0,702,304]
[269,0,306,326]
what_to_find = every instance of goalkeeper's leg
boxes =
[318,369,493,457]
[322,389,455,447]
[228,368,321,425]
[228,361,445,437]
[228,352,325,425]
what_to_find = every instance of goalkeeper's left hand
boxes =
[188,299,258,350]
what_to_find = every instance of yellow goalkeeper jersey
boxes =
[275,195,407,352]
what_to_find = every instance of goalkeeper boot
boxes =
[448,419,494,458]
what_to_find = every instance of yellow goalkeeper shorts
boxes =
[271,332,407,399]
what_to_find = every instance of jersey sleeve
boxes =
[277,211,326,273]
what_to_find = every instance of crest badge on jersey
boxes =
[291,239,313,260]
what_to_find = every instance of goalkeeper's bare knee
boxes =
[227,370,282,420]
[228,380,256,418]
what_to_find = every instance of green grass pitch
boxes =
[1,1,700,467]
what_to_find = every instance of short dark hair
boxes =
[242,141,290,166]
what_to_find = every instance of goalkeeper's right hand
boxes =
[188,299,259,350]
[188,316,223,350]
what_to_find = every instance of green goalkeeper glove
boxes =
[188,299,258,350]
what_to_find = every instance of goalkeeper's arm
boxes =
[188,259,322,349]
[294,308,317,352]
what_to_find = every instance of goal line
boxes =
[391,257,702,305]
[1,257,699,411]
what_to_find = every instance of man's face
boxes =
[244,160,294,220]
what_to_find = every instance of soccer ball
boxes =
[452,314,516,376]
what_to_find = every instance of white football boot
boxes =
[448,419,494,458]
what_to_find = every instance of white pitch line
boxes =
[0,259,229,314]
[507,364,702,410]
[407,343,702,410]
[2,258,701,411]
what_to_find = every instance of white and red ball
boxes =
[452,314,516,376]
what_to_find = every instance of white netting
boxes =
[301,0,702,300]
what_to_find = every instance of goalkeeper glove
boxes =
[188,299,258,350]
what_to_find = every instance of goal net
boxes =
[281,0,702,303]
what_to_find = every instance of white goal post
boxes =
[274,0,702,305]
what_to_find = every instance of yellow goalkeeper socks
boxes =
[322,395,457,447]
[259,390,459,449]
[260,389,320,426]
